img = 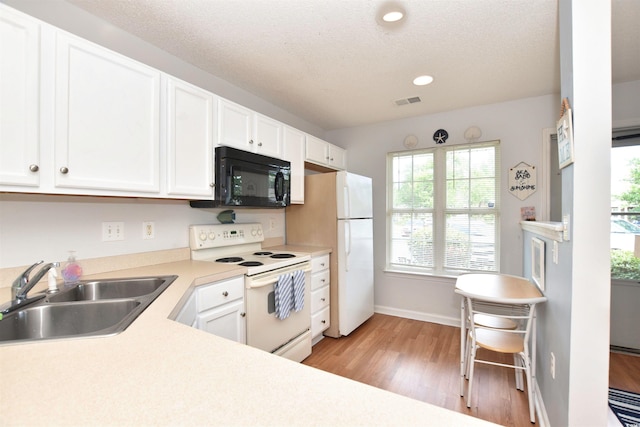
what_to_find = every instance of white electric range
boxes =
[189,223,312,362]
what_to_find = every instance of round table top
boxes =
[454,273,547,304]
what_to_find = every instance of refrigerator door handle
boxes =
[344,221,351,271]
[344,184,351,218]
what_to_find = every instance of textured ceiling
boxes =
[66,0,640,131]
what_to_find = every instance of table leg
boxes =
[460,296,466,397]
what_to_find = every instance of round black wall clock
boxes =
[433,129,449,144]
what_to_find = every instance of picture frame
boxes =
[531,237,545,291]
[557,106,574,169]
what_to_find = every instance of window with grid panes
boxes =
[387,141,500,275]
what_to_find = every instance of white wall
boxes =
[0,193,286,268]
[326,94,557,323]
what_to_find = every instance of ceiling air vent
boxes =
[395,96,422,106]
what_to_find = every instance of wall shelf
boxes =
[520,221,564,242]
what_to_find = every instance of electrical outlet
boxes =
[550,352,556,379]
[102,222,124,241]
[142,221,155,239]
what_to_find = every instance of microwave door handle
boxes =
[274,172,284,201]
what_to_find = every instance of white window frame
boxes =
[386,141,501,276]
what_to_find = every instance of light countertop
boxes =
[0,258,496,426]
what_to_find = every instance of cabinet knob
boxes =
[321,297,326,302]
[222,291,229,297]
[241,312,246,317]
[321,279,326,283]
[249,139,254,144]
[59,166,69,174]
[258,142,262,147]
[29,164,39,172]
[321,320,326,324]
[320,263,325,267]
[210,182,214,187]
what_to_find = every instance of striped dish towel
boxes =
[292,270,305,312]
[274,273,293,320]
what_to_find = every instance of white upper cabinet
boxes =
[305,135,347,170]
[282,126,305,204]
[165,76,215,197]
[54,31,161,194]
[0,6,41,187]
[217,98,283,159]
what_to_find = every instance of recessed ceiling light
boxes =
[382,10,404,22]
[413,75,434,86]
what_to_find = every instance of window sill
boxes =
[383,268,460,281]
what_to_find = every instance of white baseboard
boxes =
[374,305,460,327]
[535,381,550,427]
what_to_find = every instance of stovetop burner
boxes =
[216,256,244,263]
[239,261,264,267]
[270,253,296,259]
[253,251,273,256]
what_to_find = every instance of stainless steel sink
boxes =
[0,300,141,341]
[0,275,177,345]
[47,277,168,302]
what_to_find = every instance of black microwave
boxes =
[191,146,291,209]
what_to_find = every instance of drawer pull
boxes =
[320,263,325,267]
[29,164,39,172]
[321,320,326,324]
[60,166,69,174]
[321,298,326,302]
[241,312,246,317]
[222,291,229,297]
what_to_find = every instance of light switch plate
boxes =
[562,214,570,241]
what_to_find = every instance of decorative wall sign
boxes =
[557,98,574,169]
[433,129,448,144]
[509,162,537,200]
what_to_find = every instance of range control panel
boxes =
[189,223,264,250]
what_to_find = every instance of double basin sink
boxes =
[0,275,177,345]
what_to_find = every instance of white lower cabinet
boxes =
[310,254,330,344]
[195,276,246,344]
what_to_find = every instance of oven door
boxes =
[245,262,311,353]
[215,146,290,208]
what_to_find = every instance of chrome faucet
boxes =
[2,261,59,315]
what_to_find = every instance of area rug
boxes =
[609,388,640,427]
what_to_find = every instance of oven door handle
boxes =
[247,265,312,288]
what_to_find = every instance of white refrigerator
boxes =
[286,171,374,337]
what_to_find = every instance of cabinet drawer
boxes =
[311,286,330,313]
[196,276,244,312]
[311,269,330,291]
[311,254,330,272]
[311,306,330,337]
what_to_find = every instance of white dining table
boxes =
[454,273,547,396]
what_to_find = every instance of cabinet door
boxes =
[328,144,347,170]
[0,7,40,187]
[166,77,215,197]
[305,135,328,165]
[253,113,282,158]
[217,98,252,151]
[54,32,161,193]
[197,299,246,344]
[282,126,305,204]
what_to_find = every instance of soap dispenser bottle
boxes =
[62,251,82,285]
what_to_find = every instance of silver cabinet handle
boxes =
[321,320,326,324]
[321,297,326,302]
[222,291,229,297]
[59,167,69,174]
[29,164,39,172]
[240,312,246,317]
[249,139,254,144]
[210,182,214,187]
[320,263,325,267]
[258,142,262,147]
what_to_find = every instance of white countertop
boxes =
[0,259,496,426]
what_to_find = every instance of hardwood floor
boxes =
[303,313,640,427]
